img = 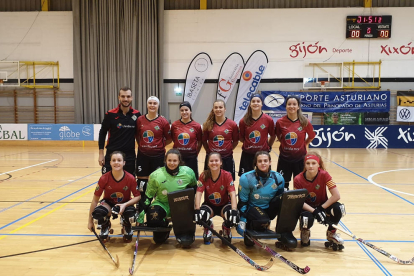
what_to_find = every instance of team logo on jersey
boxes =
[260,124,266,129]
[271,183,277,189]
[177,179,183,185]
[208,192,222,204]
[95,185,100,191]
[224,129,229,134]
[220,185,224,191]
[154,125,160,131]
[178,133,190,145]
[197,181,203,187]
[308,192,317,202]
[117,123,122,129]
[162,189,168,195]
[143,130,154,143]
[249,130,261,144]
[110,192,124,203]
[189,128,194,132]
[132,115,137,121]
[254,194,260,200]
[298,126,303,131]
[285,132,298,146]
[213,135,225,147]
[123,186,128,191]
[315,184,320,190]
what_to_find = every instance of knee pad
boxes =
[328,203,346,224]
[299,211,314,230]
[146,205,168,227]
[137,179,148,192]
[268,194,283,220]
[246,207,270,231]
[200,205,212,222]
[92,205,109,225]
[121,205,137,226]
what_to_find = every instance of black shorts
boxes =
[204,155,235,181]
[103,151,136,176]
[238,151,256,176]
[100,199,116,209]
[276,157,304,189]
[202,202,230,218]
[136,151,164,177]
[182,155,199,177]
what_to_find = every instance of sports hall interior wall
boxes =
[0,8,413,124]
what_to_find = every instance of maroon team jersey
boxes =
[275,116,315,162]
[197,169,235,207]
[202,118,239,158]
[239,113,275,154]
[136,115,171,156]
[94,171,140,204]
[293,170,336,208]
[171,120,202,158]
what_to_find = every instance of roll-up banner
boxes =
[233,50,268,124]
[183,52,213,106]
[216,52,244,103]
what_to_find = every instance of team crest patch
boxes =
[123,186,128,191]
[260,124,266,129]
[132,115,137,121]
[230,181,234,186]
[271,183,277,189]
[95,185,100,191]
[298,126,303,131]
[177,179,183,185]
[254,194,260,200]
[154,125,160,131]
[224,129,229,134]
[162,189,168,195]
[220,185,224,191]
[315,184,320,190]
[197,181,203,187]
[189,128,194,132]
[238,185,242,191]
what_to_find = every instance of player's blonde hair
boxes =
[203,100,226,132]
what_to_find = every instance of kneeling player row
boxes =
[88,149,345,249]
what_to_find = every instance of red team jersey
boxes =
[293,170,336,208]
[239,113,275,154]
[136,115,171,156]
[275,116,315,162]
[202,118,239,158]
[197,169,235,207]
[94,171,140,205]
[171,120,202,158]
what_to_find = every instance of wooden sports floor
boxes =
[0,142,413,276]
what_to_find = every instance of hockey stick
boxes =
[92,228,120,267]
[332,225,414,265]
[200,221,274,271]
[246,234,311,274]
[129,230,140,275]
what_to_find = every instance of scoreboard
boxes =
[346,16,392,38]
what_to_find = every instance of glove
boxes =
[194,209,202,226]
[137,210,145,224]
[225,209,240,227]
[236,219,247,236]
[312,206,327,225]
[111,205,120,219]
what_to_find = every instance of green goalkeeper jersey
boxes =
[146,166,197,216]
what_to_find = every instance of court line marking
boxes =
[0,170,100,214]
[0,182,96,232]
[0,159,58,176]
[367,168,414,197]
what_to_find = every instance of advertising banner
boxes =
[397,106,414,122]
[261,91,390,113]
[183,52,213,106]
[397,91,414,107]
[323,112,362,125]
[364,112,390,125]
[310,125,414,148]
[216,52,244,103]
[28,124,94,141]
[264,111,313,124]
[0,124,27,140]
[234,50,268,124]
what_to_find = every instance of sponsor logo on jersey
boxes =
[178,133,190,146]
[154,125,160,131]
[285,132,298,146]
[308,192,317,202]
[208,192,222,204]
[224,129,229,134]
[95,185,100,191]
[249,130,261,144]
[132,115,137,121]
[123,186,128,191]
[110,192,124,203]
[197,181,203,187]
[189,128,194,132]
[260,124,266,129]
[143,130,154,143]
[107,186,112,190]
[220,185,224,191]
[242,71,252,81]
[213,135,225,147]
[315,184,320,190]
[117,123,122,129]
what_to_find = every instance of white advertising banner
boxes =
[397,106,414,122]
[233,50,268,124]
[216,52,244,103]
[0,124,28,140]
[183,52,213,106]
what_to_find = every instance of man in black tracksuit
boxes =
[98,87,141,175]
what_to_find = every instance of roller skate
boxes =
[98,220,113,242]
[300,229,311,247]
[324,229,344,251]
[275,232,297,251]
[120,217,134,243]
[220,222,232,244]
[203,220,214,245]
